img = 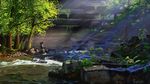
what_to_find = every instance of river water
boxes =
[0,59,71,84]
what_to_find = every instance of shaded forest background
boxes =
[0,0,150,52]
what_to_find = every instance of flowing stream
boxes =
[0,59,63,67]
[0,59,67,84]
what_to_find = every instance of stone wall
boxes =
[81,65,150,84]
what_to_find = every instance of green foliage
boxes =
[143,67,150,73]
[80,59,93,68]
[0,0,58,49]
[124,56,141,66]
[89,47,103,56]
[84,47,104,64]
[138,28,146,40]
[111,36,150,66]
[0,0,58,35]
[143,43,150,49]
[0,0,25,34]
[113,0,149,25]
[21,0,58,35]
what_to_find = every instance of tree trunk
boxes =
[8,32,12,49]
[0,34,6,48]
[7,6,13,50]
[27,17,35,50]
[14,28,20,49]
[19,35,27,50]
[0,33,2,47]
[2,35,7,47]
[27,28,34,50]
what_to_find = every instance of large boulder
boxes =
[81,65,110,84]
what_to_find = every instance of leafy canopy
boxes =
[0,0,58,35]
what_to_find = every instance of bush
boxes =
[80,59,93,68]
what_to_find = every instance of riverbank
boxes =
[0,53,32,62]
